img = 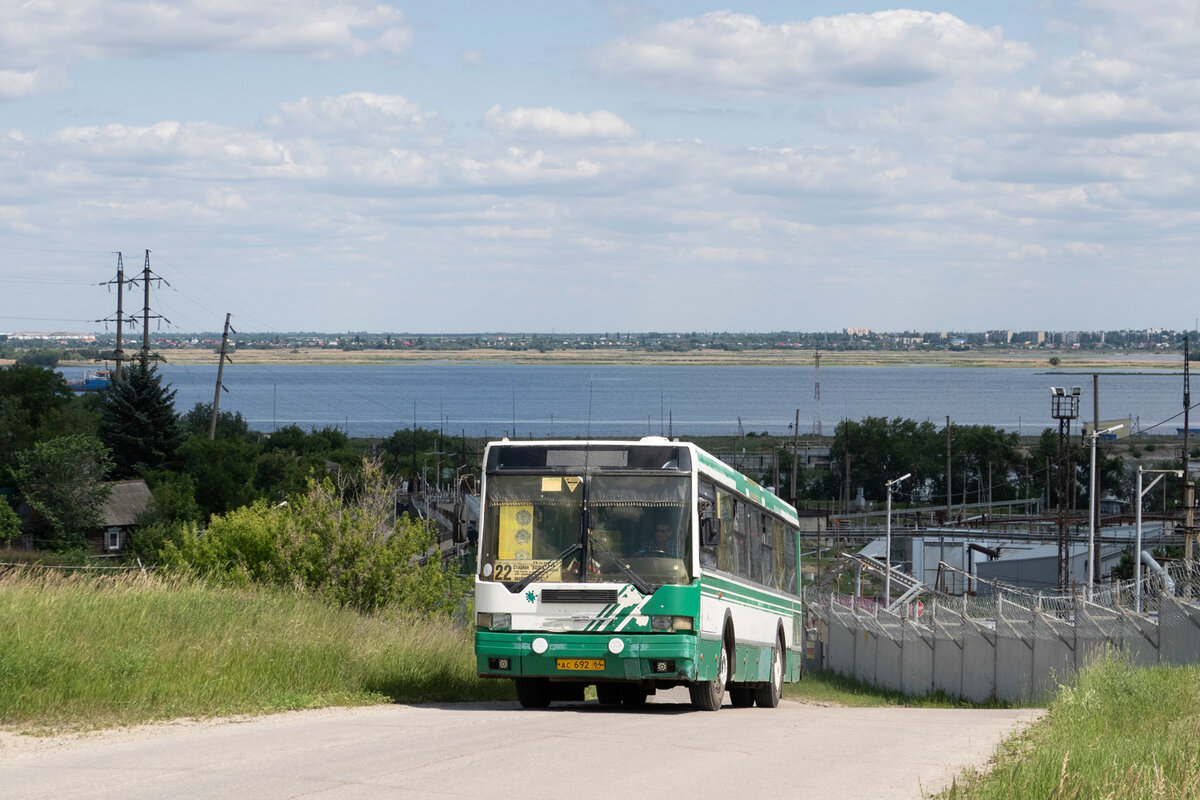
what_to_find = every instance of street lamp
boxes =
[1086,423,1124,601]
[1136,466,1183,613]
[884,472,912,608]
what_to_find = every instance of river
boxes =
[60,363,1189,440]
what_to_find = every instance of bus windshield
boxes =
[479,471,692,590]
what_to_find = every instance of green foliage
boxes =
[252,450,313,504]
[0,498,21,543]
[177,436,258,518]
[157,458,467,615]
[14,348,60,368]
[98,363,185,478]
[15,435,112,550]
[784,670,1010,709]
[0,364,75,486]
[139,469,203,525]
[938,652,1200,799]
[828,417,1023,507]
[0,569,512,730]
[179,402,252,441]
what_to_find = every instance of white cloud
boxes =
[0,67,68,101]
[484,106,638,141]
[269,93,445,141]
[459,48,487,67]
[0,1,412,81]
[592,10,1034,95]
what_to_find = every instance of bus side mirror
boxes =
[701,516,722,547]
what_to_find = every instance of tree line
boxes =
[0,363,475,613]
[782,416,1131,512]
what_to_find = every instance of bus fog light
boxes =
[492,613,511,631]
[531,637,548,654]
[653,660,676,673]
[476,612,492,629]
[671,616,694,631]
[488,657,511,671]
[608,637,625,655]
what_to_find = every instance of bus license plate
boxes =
[556,658,605,671]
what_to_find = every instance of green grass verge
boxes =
[0,568,513,733]
[784,669,1013,709]
[937,653,1200,799]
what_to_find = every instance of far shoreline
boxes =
[42,347,1186,371]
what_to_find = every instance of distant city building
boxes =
[4,331,97,342]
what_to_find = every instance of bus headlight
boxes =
[651,615,694,631]
[478,612,511,630]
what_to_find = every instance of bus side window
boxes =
[716,488,736,573]
[783,525,798,594]
[698,481,719,568]
[732,501,748,579]
[771,519,786,591]
[745,506,763,584]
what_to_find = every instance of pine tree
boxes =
[98,363,185,478]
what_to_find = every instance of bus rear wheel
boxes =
[689,639,729,711]
[515,678,552,708]
[754,642,783,708]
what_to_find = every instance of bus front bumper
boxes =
[476,631,715,682]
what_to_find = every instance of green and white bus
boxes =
[474,437,804,710]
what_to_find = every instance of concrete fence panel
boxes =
[960,626,997,702]
[900,627,935,697]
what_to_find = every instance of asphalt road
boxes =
[0,690,1040,800]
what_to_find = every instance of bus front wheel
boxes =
[689,639,729,711]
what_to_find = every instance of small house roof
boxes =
[101,480,153,527]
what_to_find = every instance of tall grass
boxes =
[784,670,1013,709]
[939,652,1200,799]
[0,568,512,732]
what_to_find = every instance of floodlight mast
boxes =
[883,472,913,609]
[1086,423,1125,601]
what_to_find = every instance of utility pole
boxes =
[945,416,952,521]
[790,408,800,507]
[97,252,133,381]
[812,349,822,438]
[1181,337,1193,558]
[1091,373,1101,585]
[209,313,234,440]
[131,249,169,368]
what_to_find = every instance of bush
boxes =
[157,458,466,615]
[0,499,21,543]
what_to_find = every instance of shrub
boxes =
[157,458,467,616]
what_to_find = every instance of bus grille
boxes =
[540,589,619,604]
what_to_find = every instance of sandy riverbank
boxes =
[52,347,1184,370]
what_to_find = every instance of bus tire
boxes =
[596,683,622,705]
[754,640,784,708]
[515,678,552,708]
[729,686,755,707]
[689,637,729,711]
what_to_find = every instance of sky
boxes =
[1,0,1199,335]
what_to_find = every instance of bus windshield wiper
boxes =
[588,536,656,595]
[512,543,581,592]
